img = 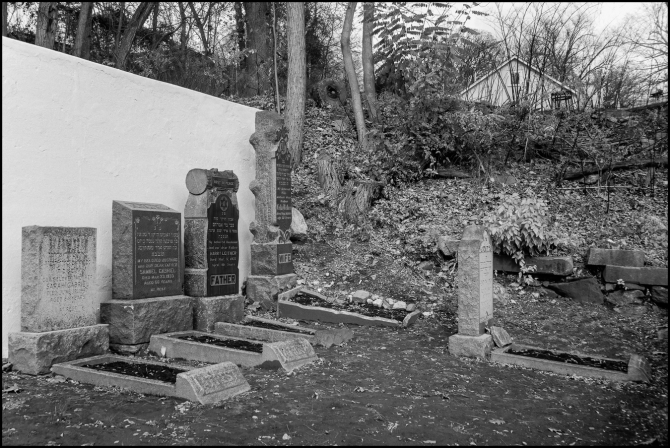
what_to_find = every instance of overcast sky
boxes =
[466,2,647,35]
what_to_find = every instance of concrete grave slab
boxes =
[51,354,250,403]
[277,299,402,328]
[149,331,317,372]
[491,343,651,382]
[215,316,317,344]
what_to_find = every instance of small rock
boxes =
[289,207,308,242]
[2,363,12,372]
[493,282,510,305]
[489,326,513,347]
[392,300,407,310]
[406,303,417,312]
[382,299,392,309]
[658,327,668,340]
[539,287,558,299]
[606,289,645,307]
[418,261,434,271]
[352,290,371,304]
[548,278,604,305]
[366,298,373,304]
[372,298,383,307]
[334,298,346,305]
[541,281,550,287]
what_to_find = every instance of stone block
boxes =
[8,324,108,375]
[100,295,193,345]
[246,274,298,310]
[448,333,493,360]
[548,277,604,304]
[493,253,573,276]
[251,243,293,276]
[193,295,244,332]
[436,236,459,258]
[351,290,371,303]
[263,339,317,372]
[605,289,645,307]
[586,248,644,267]
[651,286,668,307]
[402,310,421,327]
[21,226,97,332]
[603,266,667,286]
[489,326,513,347]
[112,201,182,300]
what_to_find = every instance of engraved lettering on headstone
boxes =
[479,237,493,324]
[207,194,239,296]
[134,214,181,295]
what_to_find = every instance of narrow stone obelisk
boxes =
[448,225,494,359]
[246,111,297,309]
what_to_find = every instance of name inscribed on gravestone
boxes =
[273,133,292,233]
[276,243,293,275]
[269,339,314,363]
[189,363,246,396]
[479,236,493,324]
[21,226,97,332]
[134,214,181,296]
[207,194,239,296]
[113,201,183,299]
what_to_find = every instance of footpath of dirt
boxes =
[3,294,668,446]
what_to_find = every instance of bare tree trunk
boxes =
[35,2,58,49]
[114,2,155,69]
[272,2,280,112]
[115,2,125,51]
[362,2,378,122]
[234,2,246,67]
[243,2,271,96]
[2,1,7,37]
[317,155,342,197]
[338,179,382,224]
[341,2,367,148]
[187,2,212,56]
[73,2,94,59]
[152,2,159,48]
[286,2,306,169]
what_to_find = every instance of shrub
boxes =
[483,192,558,264]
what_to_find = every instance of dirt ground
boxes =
[2,294,667,446]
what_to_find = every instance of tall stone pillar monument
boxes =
[246,111,297,309]
[183,168,244,331]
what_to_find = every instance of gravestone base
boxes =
[193,295,245,332]
[100,295,193,345]
[246,274,298,310]
[251,242,294,276]
[8,324,109,375]
[448,333,494,360]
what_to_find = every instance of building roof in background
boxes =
[460,56,577,96]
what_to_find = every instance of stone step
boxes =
[586,248,644,267]
[603,265,668,286]
[493,253,573,276]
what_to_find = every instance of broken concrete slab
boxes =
[603,266,668,286]
[586,248,644,267]
[548,278,604,305]
[651,286,668,307]
[215,316,317,344]
[493,253,573,276]
[277,300,401,328]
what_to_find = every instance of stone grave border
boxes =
[51,354,250,404]
[148,330,317,372]
[214,316,317,344]
[490,343,651,382]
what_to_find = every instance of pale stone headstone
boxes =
[456,225,493,336]
[263,338,317,372]
[21,226,97,332]
[112,201,183,299]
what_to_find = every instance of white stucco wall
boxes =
[2,37,259,357]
